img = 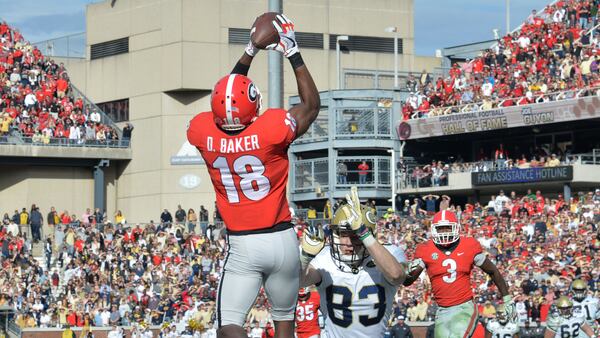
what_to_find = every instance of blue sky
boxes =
[2,0,550,56]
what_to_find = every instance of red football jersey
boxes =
[296,291,320,337]
[414,236,483,307]
[187,108,296,232]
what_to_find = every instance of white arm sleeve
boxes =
[473,252,487,267]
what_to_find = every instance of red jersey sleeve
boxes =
[414,243,427,261]
[261,108,297,147]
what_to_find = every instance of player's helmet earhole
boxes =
[243,81,247,84]
[232,100,236,104]
[221,100,224,104]
[241,91,245,94]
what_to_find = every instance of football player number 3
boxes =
[442,258,457,283]
[213,155,271,203]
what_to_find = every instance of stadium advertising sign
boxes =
[472,166,573,186]
[397,96,600,140]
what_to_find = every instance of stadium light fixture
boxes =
[385,27,399,89]
[336,35,349,89]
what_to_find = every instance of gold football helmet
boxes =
[555,296,573,318]
[571,279,587,302]
[329,203,377,273]
[496,303,508,325]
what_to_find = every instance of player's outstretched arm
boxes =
[230,37,259,76]
[287,58,320,138]
[344,186,406,286]
[479,258,509,298]
[479,257,516,322]
[364,240,407,286]
[264,14,320,138]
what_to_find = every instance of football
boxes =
[251,12,280,49]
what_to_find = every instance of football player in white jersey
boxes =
[571,279,600,335]
[544,296,594,338]
[299,187,408,338]
[485,304,520,338]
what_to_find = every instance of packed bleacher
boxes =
[0,21,120,145]
[402,1,600,119]
[1,186,598,336]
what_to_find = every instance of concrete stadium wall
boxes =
[0,165,118,231]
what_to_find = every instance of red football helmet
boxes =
[431,210,460,245]
[210,74,262,131]
[298,287,310,299]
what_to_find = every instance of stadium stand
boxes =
[1,186,598,336]
[0,21,122,147]
[402,0,600,120]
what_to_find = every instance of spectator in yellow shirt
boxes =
[546,154,561,167]
[19,208,29,225]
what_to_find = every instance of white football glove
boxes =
[343,186,363,232]
[265,14,299,58]
[502,295,517,323]
[301,224,325,257]
[408,258,425,273]
[245,31,260,57]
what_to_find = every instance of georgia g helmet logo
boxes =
[248,83,257,102]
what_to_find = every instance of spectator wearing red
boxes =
[358,161,369,185]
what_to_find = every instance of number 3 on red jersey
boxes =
[212,155,271,203]
[441,258,457,283]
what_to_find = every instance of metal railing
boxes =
[335,107,392,138]
[296,109,329,143]
[343,69,445,90]
[7,320,21,337]
[293,158,329,193]
[336,156,391,188]
[410,86,600,119]
[0,134,128,148]
[396,151,600,190]
[70,84,124,140]
[31,32,86,58]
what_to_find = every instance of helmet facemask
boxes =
[329,225,368,274]
[431,223,460,246]
[496,305,508,325]
[329,203,377,274]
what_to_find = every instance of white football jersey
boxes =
[546,311,588,338]
[485,320,519,338]
[573,296,600,326]
[310,244,406,338]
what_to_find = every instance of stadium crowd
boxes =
[0,186,598,337]
[402,0,600,119]
[0,21,119,145]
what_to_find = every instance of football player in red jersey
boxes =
[295,287,321,338]
[187,14,319,338]
[403,210,515,338]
